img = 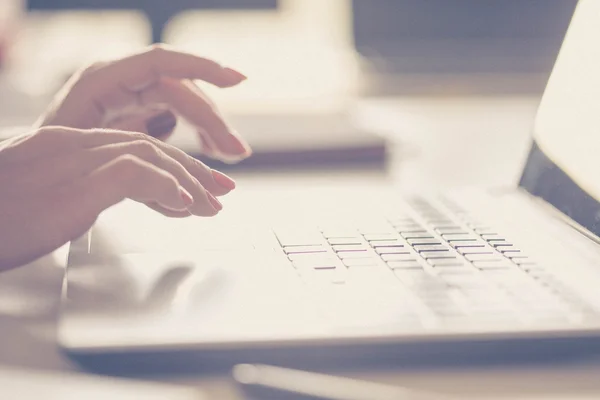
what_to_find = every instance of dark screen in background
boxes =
[29,0,576,75]
[27,0,277,8]
[520,142,600,239]
[352,0,577,75]
[27,0,279,42]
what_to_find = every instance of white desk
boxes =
[4,96,600,399]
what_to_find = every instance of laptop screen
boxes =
[519,0,600,237]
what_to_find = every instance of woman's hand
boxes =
[37,44,251,162]
[0,126,237,270]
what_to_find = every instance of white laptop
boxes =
[59,0,600,372]
[0,367,201,399]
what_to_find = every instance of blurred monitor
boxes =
[27,0,278,42]
[353,0,577,75]
[28,0,577,78]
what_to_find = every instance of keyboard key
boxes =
[333,245,367,252]
[451,242,486,249]
[358,227,396,235]
[386,260,422,269]
[430,222,462,229]
[394,270,442,287]
[441,275,486,289]
[321,229,358,238]
[411,281,450,293]
[491,242,513,248]
[472,260,514,269]
[275,231,323,246]
[436,266,476,275]
[401,232,434,239]
[370,240,405,248]
[479,233,500,240]
[443,233,478,242]
[527,270,555,281]
[292,260,338,269]
[457,247,494,255]
[364,234,398,241]
[505,253,529,259]
[509,257,541,268]
[343,258,379,267]
[481,271,531,287]
[284,245,327,254]
[312,264,338,270]
[406,238,441,245]
[499,248,522,255]
[414,245,450,252]
[327,237,363,245]
[309,268,347,284]
[382,253,418,262]
[396,227,428,234]
[337,251,373,260]
[424,218,454,225]
[387,216,415,224]
[288,253,337,262]
[518,262,542,271]
[376,247,410,255]
[435,228,468,236]
[421,251,455,259]
[461,288,509,302]
[475,228,498,235]
[465,253,504,262]
[392,223,424,231]
[428,258,466,267]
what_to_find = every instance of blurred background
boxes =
[0,0,579,170]
[0,1,577,111]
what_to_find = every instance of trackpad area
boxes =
[60,252,324,351]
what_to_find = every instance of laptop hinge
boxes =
[518,187,600,247]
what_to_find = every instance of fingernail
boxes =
[223,67,247,82]
[206,192,223,211]
[229,130,253,156]
[179,186,194,207]
[211,169,236,190]
[146,110,177,138]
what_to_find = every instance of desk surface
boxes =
[5,96,600,399]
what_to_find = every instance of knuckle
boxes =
[127,131,148,142]
[189,154,210,173]
[163,174,179,190]
[146,44,169,59]
[114,154,144,179]
[149,43,167,51]
[152,169,179,193]
[131,140,161,162]
[80,61,107,77]
[67,61,110,94]
[34,126,67,140]
[75,61,108,85]
[35,126,58,137]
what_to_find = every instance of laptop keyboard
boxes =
[274,197,595,328]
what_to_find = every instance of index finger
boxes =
[88,45,247,91]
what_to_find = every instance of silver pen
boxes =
[232,364,441,400]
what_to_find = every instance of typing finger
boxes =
[81,128,236,197]
[84,45,246,94]
[141,77,251,161]
[76,155,193,215]
[74,141,220,216]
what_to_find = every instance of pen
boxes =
[232,363,439,400]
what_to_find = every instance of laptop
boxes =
[59,0,600,373]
